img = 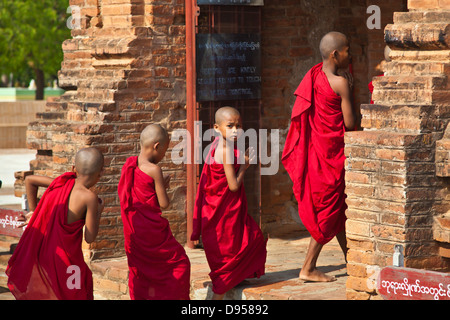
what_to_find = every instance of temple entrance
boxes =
[186,2,264,246]
[185,0,409,244]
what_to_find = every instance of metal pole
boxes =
[185,0,196,249]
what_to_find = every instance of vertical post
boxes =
[393,245,404,267]
[185,0,196,249]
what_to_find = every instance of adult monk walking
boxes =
[282,31,358,282]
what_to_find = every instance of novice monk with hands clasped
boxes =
[282,31,358,282]
[192,107,267,300]
[214,107,257,192]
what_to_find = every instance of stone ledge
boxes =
[385,23,450,50]
[435,124,450,177]
[394,11,450,24]
[433,214,450,259]
[360,104,447,133]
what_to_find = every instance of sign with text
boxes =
[378,266,450,300]
[0,208,25,237]
[197,0,264,5]
[196,33,261,101]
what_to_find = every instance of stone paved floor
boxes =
[188,226,348,300]
[0,225,348,300]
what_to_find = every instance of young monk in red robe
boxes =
[118,124,191,300]
[192,107,267,300]
[6,147,104,299]
[282,32,357,282]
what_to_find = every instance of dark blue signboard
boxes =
[196,33,261,102]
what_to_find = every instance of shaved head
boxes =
[140,123,169,148]
[215,106,240,125]
[319,31,349,59]
[74,147,104,176]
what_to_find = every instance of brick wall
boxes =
[20,0,187,260]
[345,1,450,299]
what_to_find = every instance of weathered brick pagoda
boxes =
[345,0,450,299]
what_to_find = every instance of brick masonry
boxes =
[17,0,188,260]
[344,0,450,300]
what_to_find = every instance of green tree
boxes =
[0,0,70,99]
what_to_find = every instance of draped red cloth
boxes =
[368,81,374,104]
[118,156,190,300]
[191,137,267,294]
[281,62,347,245]
[6,172,93,300]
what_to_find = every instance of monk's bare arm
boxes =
[335,77,356,130]
[25,175,54,211]
[145,165,170,209]
[84,192,103,243]
[223,147,255,192]
[224,163,245,192]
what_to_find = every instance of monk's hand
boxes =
[245,147,256,169]
[337,68,353,90]
[18,211,33,228]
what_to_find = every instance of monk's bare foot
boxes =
[299,268,336,282]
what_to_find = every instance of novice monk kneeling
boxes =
[118,124,191,300]
[282,31,358,282]
[192,107,267,300]
[6,147,105,300]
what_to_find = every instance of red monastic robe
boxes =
[191,137,267,295]
[282,62,348,245]
[118,157,190,300]
[6,172,93,300]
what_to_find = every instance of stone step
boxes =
[360,104,445,133]
[394,11,450,24]
[89,258,130,300]
[373,75,449,91]
[385,20,450,50]
[383,61,450,77]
